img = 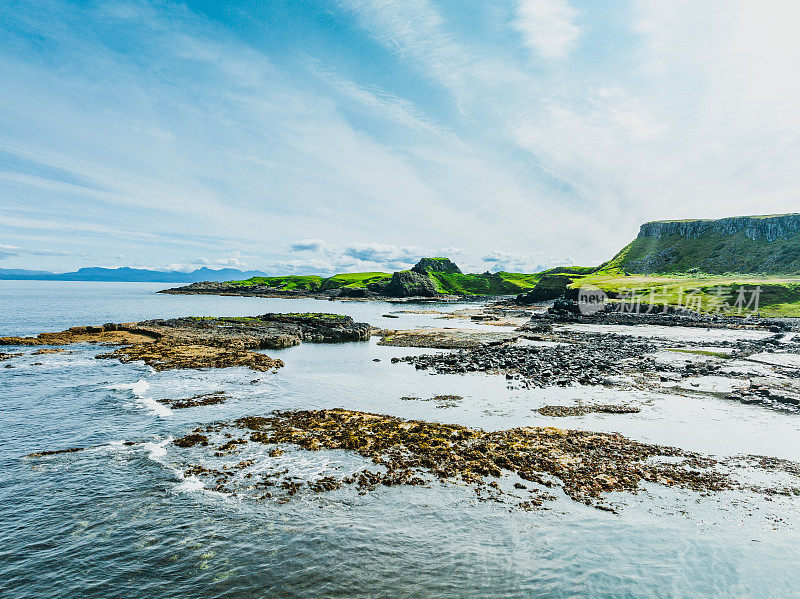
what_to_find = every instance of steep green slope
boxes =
[607,214,800,275]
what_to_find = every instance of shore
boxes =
[8,298,800,513]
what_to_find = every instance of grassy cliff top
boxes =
[643,213,800,225]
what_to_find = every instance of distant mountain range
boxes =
[0,266,268,282]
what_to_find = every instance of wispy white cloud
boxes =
[514,0,581,59]
[3,0,800,274]
[482,249,571,272]
[0,243,71,259]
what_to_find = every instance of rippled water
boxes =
[2,281,800,598]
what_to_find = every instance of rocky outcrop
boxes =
[374,270,439,297]
[411,257,462,274]
[639,214,800,242]
[607,213,800,274]
[514,274,574,304]
[1,313,372,371]
[160,281,307,297]
[174,408,737,510]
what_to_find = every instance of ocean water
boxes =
[1,281,799,598]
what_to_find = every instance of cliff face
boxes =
[411,257,462,274]
[378,270,439,297]
[638,214,800,242]
[609,214,800,275]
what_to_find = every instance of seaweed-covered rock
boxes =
[2,312,371,372]
[174,408,738,510]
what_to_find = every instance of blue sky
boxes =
[2,0,800,274]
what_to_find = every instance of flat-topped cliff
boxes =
[638,214,800,242]
[607,213,800,274]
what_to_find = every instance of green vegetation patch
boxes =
[429,272,537,295]
[604,232,800,275]
[319,272,391,290]
[571,273,800,316]
[228,275,325,291]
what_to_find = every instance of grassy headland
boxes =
[165,214,800,315]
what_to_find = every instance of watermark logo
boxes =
[577,284,608,315]
[591,284,761,316]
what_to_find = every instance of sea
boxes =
[1,280,799,598]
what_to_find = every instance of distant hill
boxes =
[162,258,547,298]
[604,213,800,274]
[0,266,267,283]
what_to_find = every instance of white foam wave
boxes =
[175,474,205,493]
[138,395,172,417]
[108,379,172,417]
[108,379,150,396]
[143,437,171,463]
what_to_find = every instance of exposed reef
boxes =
[158,392,230,409]
[536,404,641,417]
[174,408,744,511]
[378,328,518,349]
[392,333,659,388]
[0,313,370,371]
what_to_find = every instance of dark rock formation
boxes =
[394,333,658,388]
[514,274,574,304]
[376,270,439,297]
[1,313,372,371]
[411,257,462,274]
[639,214,800,242]
[174,408,737,510]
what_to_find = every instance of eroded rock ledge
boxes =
[174,408,745,511]
[0,313,371,371]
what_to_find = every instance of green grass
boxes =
[604,231,800,275]
[227,272,391,292]
[319,272,392,290]
[428,272,539,295]
[228,275,325,291]
[225,269,581,297]
[495,271,541,289]
[570,272,800,316]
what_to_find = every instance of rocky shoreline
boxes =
[172,408,800,511]
[0,313,371,371]
[158,281,484,303]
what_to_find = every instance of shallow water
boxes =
[2,281,800,598]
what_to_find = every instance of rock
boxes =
[376,270,439,297]
[173,408,741,510]
[411,257,462,274]
[515,274,574,304]
[2,313,371,372]
[157,391,229,409]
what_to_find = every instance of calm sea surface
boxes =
[1,281,799,598]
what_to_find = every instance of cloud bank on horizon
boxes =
[1,0,799,274]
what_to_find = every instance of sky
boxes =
[2,0,800,275]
